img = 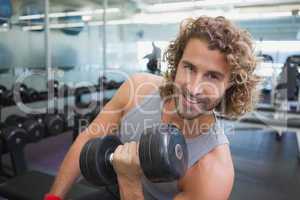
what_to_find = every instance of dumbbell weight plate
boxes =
[166,128,188,179]
[139,124,188,183]
[0,85,6,93]
[2,90,13,105]
[44,114,64,136]
[0,85,7,104]
[0,127,28,151]
[23,119,45,142]
[5,115,24,128]
[88,135,121,186]
[13,83,30,102]
[27,88,40,102]
[80,138,98,186]
[80,135,122,186]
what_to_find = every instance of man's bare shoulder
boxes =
[129,72,164,97]
[131,72,164,88]
[116,73,164,113]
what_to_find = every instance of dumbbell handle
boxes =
[109,153,114,165]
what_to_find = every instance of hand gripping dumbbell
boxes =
[79,123,188,186]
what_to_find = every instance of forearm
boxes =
[49,134,90,198]
[117,177,144,200]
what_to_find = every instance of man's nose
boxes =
[186,75,205,96]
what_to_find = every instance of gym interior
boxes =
[0,0,300,199]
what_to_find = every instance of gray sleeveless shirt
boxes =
[118,90,229,200]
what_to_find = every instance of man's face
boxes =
[173,38,231,120]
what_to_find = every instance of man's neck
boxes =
[162,99,215,138]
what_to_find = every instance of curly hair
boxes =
[159,16,261,118]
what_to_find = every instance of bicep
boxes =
[174,147,234,200]
[174,173,233,200]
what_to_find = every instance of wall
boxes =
[0,16,300,90]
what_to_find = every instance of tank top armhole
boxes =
[120,89,160,124]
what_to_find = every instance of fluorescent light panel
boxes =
[146,0,299,13]
[19,8,120,20]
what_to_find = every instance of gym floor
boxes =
[2,128,298,200]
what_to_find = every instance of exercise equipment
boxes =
[0,85,7,105]
[144,42,161,74]
[55,105,74,131]
[73,102,101,141]
[105,80,123,90]
[1,84,40,105]
[47,80,59,97]
[98,77,123,90]
[0,123,28,151]
[58,14,83,35]
[5,115,45,143]
[29,113,64,137]
[25,87,40,102]
[275,54,300,101]
[0,122,28,175]
[1,83,28,105]
[58,84,71,97]
[0,0,12,25]
[0,122,28,151]
[98,76,108,89]
[43,113,64,136]
[80,123,188,186]
[21,3,44,32]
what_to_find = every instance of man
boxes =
[45,16,259,200]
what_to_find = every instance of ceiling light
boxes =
[19,8,120,20]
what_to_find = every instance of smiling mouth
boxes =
[182,93,199,104]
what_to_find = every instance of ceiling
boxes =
[3,0,300,29]
[10,0,300,14]
[12,0,137,13]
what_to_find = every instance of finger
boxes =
[136,142,140,157]
[128,141,136,157]
[123,142,130,154]
[113,145,123,161]
[114,144,123,154]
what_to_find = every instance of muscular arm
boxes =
[48,77,134,198]
[118,177,144,200]
[174,144,234,200]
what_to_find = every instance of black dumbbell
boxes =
[1,83,38,105]
[0,85,7,106]
[58,84,70,97]
[1,90,13,106]
[98,76,108,89]
[13,83,30,102]
[1,83,27,105]
[5,115,45,143]
[29,113,64,137]
[47,80,59,97]
[0,122,28,152]
[25,88,40,102]
[55,105,73,130]
[80,123,188,186]
[44,113,65,136]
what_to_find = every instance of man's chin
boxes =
[177,105,214,120]
[177,109,204,120]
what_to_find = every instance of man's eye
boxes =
[184,65,193,71]
[207,74,219,80]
